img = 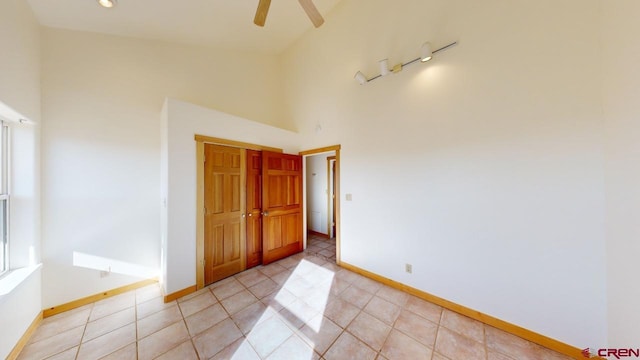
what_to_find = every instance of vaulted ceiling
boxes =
[27,0,345,54]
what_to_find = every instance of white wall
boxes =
[306,153,334,235]
[282,0,607,347]
[0,2,41,122]
[602,0,640,347]
[162,98,300,295]
[0,269,41,359]
[0,0,42,358]
[40,29,287,307]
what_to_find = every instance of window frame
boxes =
[0,121,9,277]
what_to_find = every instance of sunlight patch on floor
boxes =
[229,258,336,359]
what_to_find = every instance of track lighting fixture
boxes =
[353,41,457,85]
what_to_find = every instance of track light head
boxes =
[379,59,390,76]
[421,42,433,62]
[354,71,368,85]
[97,0,117,8]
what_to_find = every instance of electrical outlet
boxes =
[405,263,412,274]
[100,266,112,278]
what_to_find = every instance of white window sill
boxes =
[0,264,42,303]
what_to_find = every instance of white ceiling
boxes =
[27,0,344,54]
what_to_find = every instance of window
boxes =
[0,121,8,276]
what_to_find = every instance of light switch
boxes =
[346,194,353,201]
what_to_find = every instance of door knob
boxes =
[248,213,252,217]
[242,213,246,218]
[262,211,269,216]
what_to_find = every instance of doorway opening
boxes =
[300,145,341,265]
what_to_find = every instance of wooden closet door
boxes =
[204,144,246,285]
[246,150,263,269]
[261,151,303,265]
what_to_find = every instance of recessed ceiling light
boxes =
[97,0,117,9]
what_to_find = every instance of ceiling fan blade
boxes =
[298,0,325,28]
[254,0,272,27]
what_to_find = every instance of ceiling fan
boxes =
[254,0,325,28]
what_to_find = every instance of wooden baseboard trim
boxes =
[339,262,587,359]
[43,279,158,318]
[6,311,43,360]
[308,230,329,239]
[163,285,197,303]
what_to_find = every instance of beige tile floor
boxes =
[304,235,336,262]
[19,238,573,360]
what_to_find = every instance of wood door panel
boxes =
[204,144,246,285]
[268,176,283,207]
[262,151,303,265]
[286,175,301,206]
[230,174,241,212]
[283,213,301,246]
[251,154,261,170]
[265,216,283,250]
[246,216,262,268]
[212,152,224,167]
[225,221,242,261]
[209,224,224,265]
[268,157,282,170]
[251,178,261,209]
[231,153,241,168]
[246,150,263,269]
[212,173,224,213]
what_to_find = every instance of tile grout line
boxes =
[201,286,224,359]
[262,334,295,360]
[484,322,488,360]
[391,302,441,350]
[380,296,406,360]
[93,298,138,359]
[136,297,167,321]
[316,327,344,358]
[241,327,263,360]
[263,254,337,359]
[30,305,94,360]
[339,283,383,358]
[432,306,445,360]
[61,306,93,360]
[135,292,140,360]
[207,276,257,360]
[216,273,277,360]
[303,261,338,359]
[72,304,91,360]
[155,289,200,359]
